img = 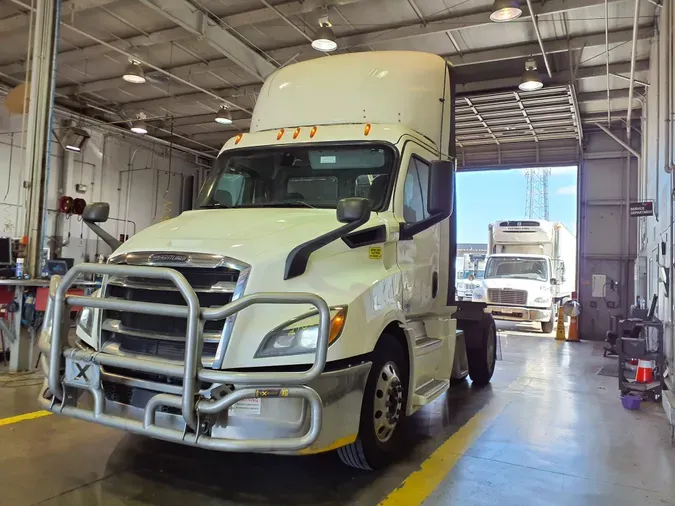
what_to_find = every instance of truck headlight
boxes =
[255,307,346,358]
[77,307,94,336]
[533,296,551,305]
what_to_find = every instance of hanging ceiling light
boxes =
[122,60,146,84]
[519,59,543,91]
[130,113,148,135]
[214,106,233,125]
[311,18,338,52]
[490,0,522,22]
[62,127,90,152]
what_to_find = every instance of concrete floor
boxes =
[1,322,674,506]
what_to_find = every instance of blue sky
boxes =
[456,166,578,244]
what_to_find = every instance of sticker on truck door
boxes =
[369,246,382,259]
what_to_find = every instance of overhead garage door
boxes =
[456,86,581,170]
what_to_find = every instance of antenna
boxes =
[524,168,551,220]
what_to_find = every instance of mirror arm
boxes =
[284,211,371,280]
[84,222,122,251]
[400,210,449,240]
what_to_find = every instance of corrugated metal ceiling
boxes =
[0,0,659,155]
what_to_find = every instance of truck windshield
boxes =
[198,144,396,210]
[485,257,549,282]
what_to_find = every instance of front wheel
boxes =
[464,316,497,387]
[337,334,408,470]
[541,308,555,334]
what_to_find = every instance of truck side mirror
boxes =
[428,160,454,216]
[83,202,110,223]
[82,202,121,251]
[337,197,371,223]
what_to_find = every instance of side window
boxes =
[403,157,430,223]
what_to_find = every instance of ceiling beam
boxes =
[456,59,650,93]
[0,0,321,78]
[122,59,649,114]
[334,0,627,49]
[448,26,652,67]
[148,111,250,127]
[578,87,645,102]
[53,0,631,99]
[137,0,277,82]
[0,0,117,33]
[199,0,631,79]
[121,84,261,114]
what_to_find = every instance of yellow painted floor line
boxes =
[380,399,508,506]
[0,410,52,427]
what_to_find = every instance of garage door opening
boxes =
[455,166,579,335]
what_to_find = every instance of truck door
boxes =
[395,143,448,316]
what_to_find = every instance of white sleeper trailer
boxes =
[474,220,576,333]
[38,52,496,471]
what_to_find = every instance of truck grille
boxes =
[101,265,241,362]
[488,288,527,306]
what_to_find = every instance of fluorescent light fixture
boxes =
[215,106,233,125]
[122,60,146,84]
[519,59,543,91]
[490,0,522,22]
[62,127,90,152]
[312,25,338,52]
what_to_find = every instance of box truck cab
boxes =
[38,51,496,471]
[456,254,486,301]
[473,220,576,333]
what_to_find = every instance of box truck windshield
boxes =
[198,144,395,210]
[485,256,549,282]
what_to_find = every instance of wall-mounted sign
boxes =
[629,201,654,217]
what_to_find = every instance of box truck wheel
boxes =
[464,315,497,387]
[541,308,555,333]
[337,334,407,470]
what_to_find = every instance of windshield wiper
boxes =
[258,201,316,209]
[199,203,230,209]
[200,201,318,210]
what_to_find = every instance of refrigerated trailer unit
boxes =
[474,220,576,333]
[38,51,496,471]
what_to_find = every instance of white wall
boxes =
[637,3,675,369]
[0,112,202,264]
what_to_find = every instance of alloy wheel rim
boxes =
[373,361,403,443]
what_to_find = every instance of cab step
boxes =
[414,336,443,357]
[412,378,449,407]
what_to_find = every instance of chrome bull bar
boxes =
[40,263,331,452]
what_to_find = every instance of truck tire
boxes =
[541,308,555,334]
[464,315,497,387]
[337,334,408,470]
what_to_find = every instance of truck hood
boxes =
[116,208,350,262]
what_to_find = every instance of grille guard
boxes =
[39,263,331,452]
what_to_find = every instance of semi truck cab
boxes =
[38,51,496,471]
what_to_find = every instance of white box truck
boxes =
[473,220,576,333]
[38,51,496,471]
[456,253,486,301]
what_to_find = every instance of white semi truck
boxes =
[38,51,496,471]
[473,220,576,333]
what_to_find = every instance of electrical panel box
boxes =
[592,274,607,298]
